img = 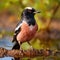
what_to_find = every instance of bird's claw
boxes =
[30,46,34,51]
[20,47,23,51]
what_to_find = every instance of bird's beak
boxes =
[34,11,40,14]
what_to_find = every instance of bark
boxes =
[0,48,60,59]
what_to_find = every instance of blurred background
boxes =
[0,0,60,60]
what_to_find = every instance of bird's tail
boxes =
[12,41,20,50]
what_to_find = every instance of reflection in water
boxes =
[0,36,14,60]
[0,57,14,60]
[0,36,14,50]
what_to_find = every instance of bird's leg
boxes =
[18,41,22,50]
[28,42,34,50]
[19,41,23,58]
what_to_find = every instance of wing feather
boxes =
[12,21,22,42]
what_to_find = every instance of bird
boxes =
[12,7,40,50]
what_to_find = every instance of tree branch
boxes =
[47,3,60,28]
[40,3,60,30]
[0,48,60,59]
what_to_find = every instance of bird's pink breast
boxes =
[17,22,38,43]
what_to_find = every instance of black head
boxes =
[21,7,40,18]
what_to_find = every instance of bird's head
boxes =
[21,7,40,18]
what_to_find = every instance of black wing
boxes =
[12,27,21,49]
[12,20,22,42]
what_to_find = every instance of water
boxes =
[0,57,14,60]
[0,36,14,60]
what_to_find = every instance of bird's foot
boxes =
[19,47,24,57]
[20,47,23,50]
[29,46,34,51]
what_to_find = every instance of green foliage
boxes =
[0,0,60,18]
